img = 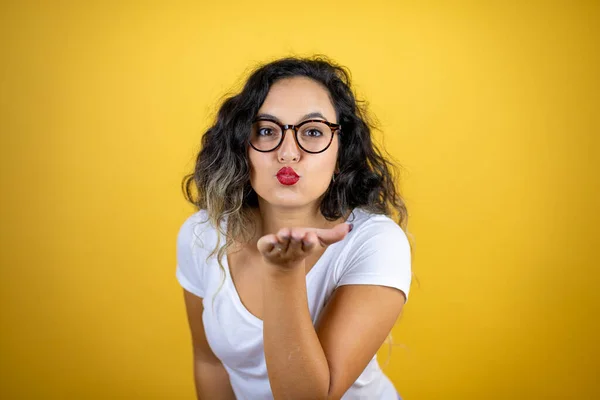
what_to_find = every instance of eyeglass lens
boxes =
[251,120,333,152]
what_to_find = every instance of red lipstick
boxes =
[276,167,300,186]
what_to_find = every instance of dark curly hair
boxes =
[182,54,411,279]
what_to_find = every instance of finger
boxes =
[314,223,352,246]
[267,240,287,259]
[275,228,292,253]
[287,229,304,257]
[302,231,319,252]
[270,243,284,258]
[257,234,278,255]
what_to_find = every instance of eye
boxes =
[258,128,274,136]
[304,129,323,137]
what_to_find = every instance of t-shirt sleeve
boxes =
[175,213,206,298]
[336,219,412,303]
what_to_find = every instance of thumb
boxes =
[315,223,352,247]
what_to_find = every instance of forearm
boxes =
[193,358,236,400]
[262,263,330,399]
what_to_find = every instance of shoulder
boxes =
[176,209,220,252]
[333,208,412,300]
[175,209,220,298]
[348,208,410,252]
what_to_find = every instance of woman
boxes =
[176,55,412,399]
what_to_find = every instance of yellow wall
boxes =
[1,1,598,399]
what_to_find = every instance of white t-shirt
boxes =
[176,207,411,400]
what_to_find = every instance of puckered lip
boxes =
[276,167,299,178]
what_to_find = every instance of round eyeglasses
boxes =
[249,118,342,154]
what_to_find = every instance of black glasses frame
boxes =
[249,118,342,154]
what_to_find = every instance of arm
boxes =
[315,284,406,399]
[260,225,407,400]
[262,264,330,399]
[182,289,237,400]
[263,265,405,400]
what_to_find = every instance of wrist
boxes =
[263,260,305,279]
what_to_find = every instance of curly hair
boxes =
[181,54,412,297]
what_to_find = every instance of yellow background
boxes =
[1,1,598,399]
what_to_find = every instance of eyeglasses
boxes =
[249,118,342,154]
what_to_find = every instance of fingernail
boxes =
[348,223,354,232]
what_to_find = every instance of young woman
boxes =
[176,55,412,400]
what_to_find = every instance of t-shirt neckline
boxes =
[221,208,359,327]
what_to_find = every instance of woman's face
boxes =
[248,76,339,209]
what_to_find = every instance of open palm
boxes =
[257,223,352,267]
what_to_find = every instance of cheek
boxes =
[248,153,268,185]
[248,156,257,183]
[319,141,339,173]
[307,153,338,186]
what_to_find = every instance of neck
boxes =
[255,200,331,237]
[240,201,353,252]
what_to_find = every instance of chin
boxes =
[253,188,304,207]
[253,180,330,208]
[269,193,309,207]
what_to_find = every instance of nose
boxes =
[277,128,300,162]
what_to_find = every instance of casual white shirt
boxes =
[176,207,411,399]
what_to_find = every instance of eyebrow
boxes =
[255,112,328,124]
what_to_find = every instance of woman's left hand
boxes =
[257,223,353,268]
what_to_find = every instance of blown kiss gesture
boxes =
[256,222,353,268]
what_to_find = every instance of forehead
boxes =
[257,76,337,123]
